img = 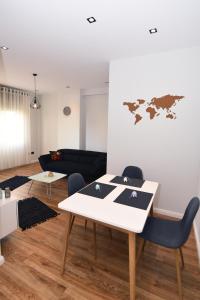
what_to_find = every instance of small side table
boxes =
[0,192,18,265]
[28,171,66,199]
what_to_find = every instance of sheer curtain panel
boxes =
[0,86,31,170]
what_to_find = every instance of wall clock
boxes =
[63,106,71,116]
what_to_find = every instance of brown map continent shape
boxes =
[146,107,157,119]
[138,99,145,104]
[166,113,175,119]
[135,114,142,124]
[149,94,184,111]
[123,102,139,112]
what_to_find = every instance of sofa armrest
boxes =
[38,154,51,171]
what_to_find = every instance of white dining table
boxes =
[58,174,159,300]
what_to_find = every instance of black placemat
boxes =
[110,176,144,188]
[78,182,116,199]
[114,188,153,210]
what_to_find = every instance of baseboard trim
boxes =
[154,207,183,219]
[154,207,200,266]
[193,220,200,266]
[30,159,39,163]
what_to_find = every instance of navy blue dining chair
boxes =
[67,173,112,259]
[68,173,86,197]
[67,173,97,258]
[122,166,143,180]
[137,197,200,300]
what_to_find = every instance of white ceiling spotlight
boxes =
[87,17,96,24]
[149,28,158,34]
[0,46,9,50]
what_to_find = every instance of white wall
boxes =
[40,89,80,154]
[194,175,200,263]
[198,178,200,233]
[82,94,108,152]
[107,47,200,215]
[30,108,41,162]
[40,93,58,154]
[79,96,86,150]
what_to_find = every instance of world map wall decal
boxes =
[123,94,185,125]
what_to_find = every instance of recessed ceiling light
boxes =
[149,28,157,34]
[66,86,70,89]
[0,46,9,50]
[87,17,96,24]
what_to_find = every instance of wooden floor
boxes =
[0,163,199,300]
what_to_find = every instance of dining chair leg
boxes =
[84,219,88,231]
[93,223,97,260]
[179,248,184,269]
[142,240,146,252]
[60,212,72,275]
[28,180,33,194]
[69,215,75,234]
[129,232,136,300]
[136,238,145,264]
[175,249,183,300]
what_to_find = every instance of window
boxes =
[0,87,30,170]
[0,111,25,149]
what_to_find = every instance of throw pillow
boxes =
[49,151,61,161]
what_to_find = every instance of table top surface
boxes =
[58,174,159,233]
[29,171,66,183]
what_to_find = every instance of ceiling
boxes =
[0,0,200,93]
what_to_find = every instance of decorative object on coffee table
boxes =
[48,171,54,177]
[18,197,59,230]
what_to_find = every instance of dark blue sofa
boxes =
[38,149,107,182]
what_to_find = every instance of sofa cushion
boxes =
[61,154,80,162]
[59,149,105,158]
[45,161,66,172]
[79,156,95,163]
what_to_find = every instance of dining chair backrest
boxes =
[122,166,143,180]
[180,197,200,246]
[68,173,86,196]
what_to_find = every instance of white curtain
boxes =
[0,86,31,170]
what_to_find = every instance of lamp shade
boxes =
[30,96,41,109]
[30,73,41,109]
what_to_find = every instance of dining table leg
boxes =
[129,232,136,300]
[60,212,72,275]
